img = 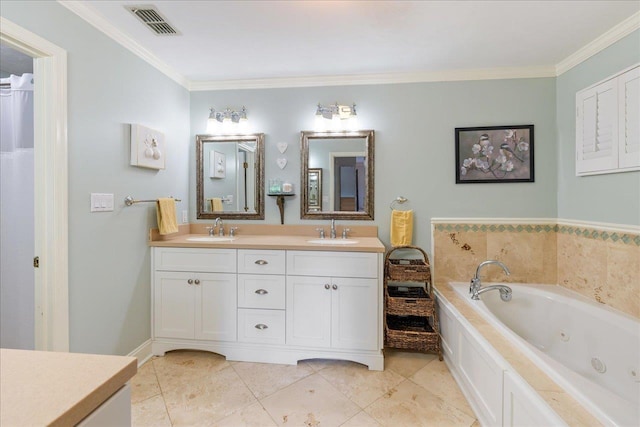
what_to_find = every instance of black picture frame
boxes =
[455,124,534,183]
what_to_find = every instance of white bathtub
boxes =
[450,282,640,427]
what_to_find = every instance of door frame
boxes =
[1,17,69,351]
[328,151,365,211]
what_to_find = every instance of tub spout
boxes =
[475,284,512,302]
[470,260,511,301]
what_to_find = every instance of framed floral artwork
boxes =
[455,125,534,183]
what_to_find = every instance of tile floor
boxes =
[131,349,479,427]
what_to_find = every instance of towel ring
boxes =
[390,196,409,210]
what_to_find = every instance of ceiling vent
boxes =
[126,5,180,36]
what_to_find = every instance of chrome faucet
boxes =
[330,219,337,239]
[470,260,512,301]
[207,217,222,236]
[217,218,224,236]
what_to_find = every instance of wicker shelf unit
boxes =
[384,245,442,360]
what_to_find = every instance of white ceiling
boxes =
[63,1,639,87]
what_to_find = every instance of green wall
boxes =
[556,30,640,225]
[190,77,558,249]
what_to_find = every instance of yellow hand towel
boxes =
[156,198,178,235]
[208,197,223,212]
[390,209,413,247]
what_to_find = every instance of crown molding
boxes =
[556,11,640,76]
[188,66,557,91]
[57,0,189,89]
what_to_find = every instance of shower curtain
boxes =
[1,73,35,349]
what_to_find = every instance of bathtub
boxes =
[448,282,640,427]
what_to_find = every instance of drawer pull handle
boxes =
[255,324,268,330]
[255,289,268,295]
[194,279,200,285]
[332,284,338,290]
[255,260,268,265]
[187,279,193,285]
[324,284,330,289]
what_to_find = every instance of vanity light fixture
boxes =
[207,106,249,134]
[314,102,358,131]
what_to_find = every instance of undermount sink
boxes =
[187,236,236,242]
[307,239,359,245]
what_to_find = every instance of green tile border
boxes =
[434,223,639,246]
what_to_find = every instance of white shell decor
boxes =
[277,142,288,154]
[277,158,288,169]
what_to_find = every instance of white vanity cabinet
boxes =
[151,246,384,370]
[286,251,380,352]
[153,248,237,342]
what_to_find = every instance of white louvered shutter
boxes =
[576,79,618,174]
[618,66,640,169]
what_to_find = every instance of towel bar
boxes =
[124,196,181,206]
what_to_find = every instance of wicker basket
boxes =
[386,285,435,316]
[385,246,431,282]
[385,315,440,352]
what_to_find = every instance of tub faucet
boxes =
[470,260,512,301]
[330,219,337,239]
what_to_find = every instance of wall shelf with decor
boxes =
[384,246,442,359]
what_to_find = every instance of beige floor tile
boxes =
[162,366,257,426]
[317,360,405,408]
[365,380,475,427]
[132,394,172,427]
[153,350,230,394]
[340,411,381,426]
[213,402,277,427]
[131,361,162,404]
[261,373,360,426]
[410,360,474,417]
[384,349,438,378]
[232,361,314,399]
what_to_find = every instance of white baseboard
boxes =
[128,339,153,367]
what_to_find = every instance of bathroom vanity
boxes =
[149,225,385,370]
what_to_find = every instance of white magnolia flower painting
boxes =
[455,125,534,183]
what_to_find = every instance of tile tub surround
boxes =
[131,349,479,427]
[432,219,640,318]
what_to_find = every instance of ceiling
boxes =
[62,1,640,88]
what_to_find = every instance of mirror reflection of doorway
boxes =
[332,155,365,211]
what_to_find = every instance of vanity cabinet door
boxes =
[154,271,237,342]
[331,278,378,351]
[197,273,237,342]
[154,272,196,339]
[286,276,331,348]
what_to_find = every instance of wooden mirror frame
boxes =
[300,130,374,220]
[196,133,265,220]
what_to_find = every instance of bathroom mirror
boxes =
[196,133,264,219]
[300,130,374,220]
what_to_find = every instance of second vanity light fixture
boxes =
[207,106,249,134]
[314,102,359,131]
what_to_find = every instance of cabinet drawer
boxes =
[238,309,285,344]
[287,251,378,278]
[238,249,285,275]
[238,274,285,309]
[154,247,236,273]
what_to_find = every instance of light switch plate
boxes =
[90,193,114,212]
[182,210,188,223]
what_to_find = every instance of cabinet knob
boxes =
[254,259,268,265]
[187,279,194,285]
[255,289,268,295]
[255,324,268,330]
[324,284,330,289]
[332,284,338,290]
[194,279,200,285]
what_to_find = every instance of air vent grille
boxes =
[127,6,180,36]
